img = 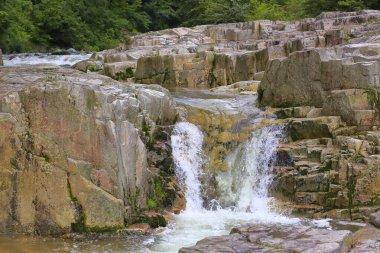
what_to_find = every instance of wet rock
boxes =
[73,59,103,73]
[0,48,3,66]
[179,224,353,253]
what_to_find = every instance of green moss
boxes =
[9,158,18,169]
[172,114,179,125]
[39,152,51,163]
[368,17,380,24]
[153,179,167,202]
[147,198,157,210]
[71,204,86,233]
[366,89,380,120]
[148,178,176,208]
[136,215,167,228]
[142,118,150,137]
[277,24,286,31]
[344,33,352,42]
[113,67,134,81]
[347,166,356,221]
[86,91,99,110]
[127,189,142,215]
[86,225,123,233]
[344,236,352,248]
[67,180,86,233]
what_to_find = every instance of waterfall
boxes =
[171,122,285,215]
[235,125,284,214]
[148,122,296,253]
[171,122,204,211]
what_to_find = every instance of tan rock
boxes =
[69,174,124,228]
[0,66,179,234]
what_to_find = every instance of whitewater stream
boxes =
[3,53,92,67]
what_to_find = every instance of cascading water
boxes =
[3,53,92,66]
[171,122,204,211]
[145,120,298,253]
[235,125,284,214]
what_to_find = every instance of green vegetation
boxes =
[147,198,157,209]
[365,89,380,118]
[1,0,379,53]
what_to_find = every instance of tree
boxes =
[0,0,35,52]
[142,0,179,31]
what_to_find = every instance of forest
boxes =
[1,0,379,53]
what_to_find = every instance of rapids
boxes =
[3,53,92,67]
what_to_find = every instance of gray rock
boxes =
[180,224,352,253]
[370,211,380,228]
[0,65,178,235]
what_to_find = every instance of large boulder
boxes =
[180,224,353,253]
[0,65,178,235]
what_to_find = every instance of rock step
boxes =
[179,224,353,253]
[288,116,344,141]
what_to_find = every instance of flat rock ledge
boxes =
[179,224,352,253]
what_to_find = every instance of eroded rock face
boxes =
[259,45,380,109]
[78,10,380,89]
[246,11,380,221]
[179,224,353,253]
[0,65,178,235]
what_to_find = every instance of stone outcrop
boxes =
[261,43,380,221]
[180,224,353,253]
[77,10,380,89]
[0,65,179,235]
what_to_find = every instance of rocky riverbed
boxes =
[1,9,380,253]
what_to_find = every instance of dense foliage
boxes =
[0,0,379,53]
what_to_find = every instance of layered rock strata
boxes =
[0,65,180,235]
[77,10,380,89]
[264,43,380,220]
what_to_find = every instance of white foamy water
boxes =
[3,53,92,67]
[143,122,299,253]
[236,125,284,214]
[171,122,204,211]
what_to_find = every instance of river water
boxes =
[1,58,325,252]
[3,53,92,67]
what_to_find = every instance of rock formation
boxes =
[77,10,380,89]
[180,224,353,253]
[0,65,180,235]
